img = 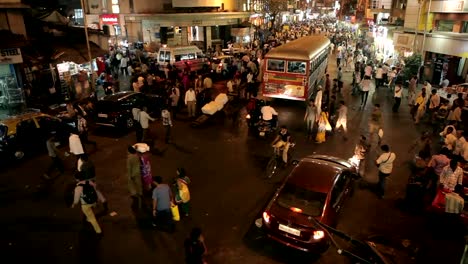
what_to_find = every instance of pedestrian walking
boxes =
[175,168,191,217]
[335,100,348,140]
[127,146,143,209]
[76,154,95,181]
[392,82,403,113]
[184,227,208,264]
[185,87,197,118]
[139,106,155,143]
[304,101,317,140]
[414,90,428,124]
[68,131,84,167]
[72,176,106,234]
[170,87,180,119]
[369,104,383,145]
[161,109,173,144]
[316,107,331,144]
[132,107,143,142]
[133,143,153,191]
[314,85,323,117]
[359,76,372,108]
[337,67,343,93]
[375,144,396,199]
[152,176,174,232]
[43,133,64,179]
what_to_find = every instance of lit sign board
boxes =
[443,1,464,11]
[100,14,119,25]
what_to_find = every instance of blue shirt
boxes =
[152,184,171,211]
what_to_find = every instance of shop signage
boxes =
[100,14,119,25]
[0,48,23,64]
[443,1,464,11]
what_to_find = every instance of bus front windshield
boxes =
[287,61,307,74]
[267,59,285,72]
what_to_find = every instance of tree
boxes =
[263,0,288,31]
[401,53,423,81]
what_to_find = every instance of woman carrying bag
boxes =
[175,168,191,217]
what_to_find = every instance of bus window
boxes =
[159,51,166,62]
[188,53,196,59]
[287,61,306,74]
[267,59,285,72]
[164,52,171,62]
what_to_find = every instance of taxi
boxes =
[0,110,72,160]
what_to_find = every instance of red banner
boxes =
[100,14,119,25]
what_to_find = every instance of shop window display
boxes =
[0,64,23,111]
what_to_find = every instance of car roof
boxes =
[101,91,137,102]
[1,112,57,136]
[287,155,354,193]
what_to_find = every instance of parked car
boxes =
[95,91,163,129]
[0,111,73,161]
[210,55,234,79]
[261,154,359,253]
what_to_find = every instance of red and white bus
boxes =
[261,36,330,101]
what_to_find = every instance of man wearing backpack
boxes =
[72,175,106,234]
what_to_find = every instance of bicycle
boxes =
[265,143,296,179]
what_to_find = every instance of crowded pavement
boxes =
[1,23,467,264]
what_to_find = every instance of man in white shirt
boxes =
[440,78,450,88]
[120,56,129,76]
[203,76,213,89]
[444,126,457,151]
[375,65,383,88]
[261,101,278,127]
[375,144,396,199]
[392,83,403,113]
[139,106,155,142]
[132,107,143,142]
[184,87,197,118]
[423,81,432,91]
[453,130,467,158]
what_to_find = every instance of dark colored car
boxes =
[95,91,163,129]
[261,155,358,253]
[0,112,73,162]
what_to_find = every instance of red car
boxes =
[261,155,358,252]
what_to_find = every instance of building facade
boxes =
[394,0,468,85]
[82,0,251,50]
[0,0,29,116]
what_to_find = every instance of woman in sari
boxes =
[316,107,331,144]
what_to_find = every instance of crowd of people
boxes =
[36,17,468,263]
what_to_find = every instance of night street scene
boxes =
[2,0,468,263]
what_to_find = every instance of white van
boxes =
[157,45,206,72]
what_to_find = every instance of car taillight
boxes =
[313,230,325,240]
[290,207,303,213]
[263,211,270,224]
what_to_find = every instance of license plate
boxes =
[279,224,301,236]
[98,113,108,118]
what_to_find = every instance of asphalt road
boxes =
[0,58,465,264]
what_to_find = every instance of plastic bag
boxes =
[171,203,180,221]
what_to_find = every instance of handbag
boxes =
[171,202,180,221]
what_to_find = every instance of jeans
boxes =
[306,118,315,134]
[134,122,143,142]
[154,209,174,231]
[378,171,390,197]
[164,125,171,143]
[393,97,401,112]
[361,91,369,106]
[47,156,64,175]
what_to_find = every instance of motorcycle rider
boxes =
[261,101,278,128]
[272,126,291,164]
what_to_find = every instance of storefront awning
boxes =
[51,42,107,64]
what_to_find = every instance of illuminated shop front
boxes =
[0,48,25,116]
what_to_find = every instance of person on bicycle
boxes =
[272,126,291,164]
[261,101,278,128]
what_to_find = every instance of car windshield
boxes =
[277,183,326,217]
